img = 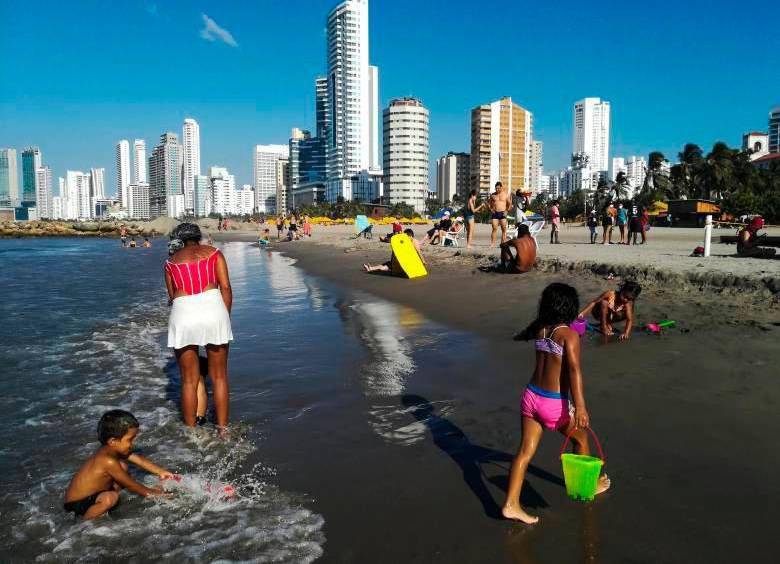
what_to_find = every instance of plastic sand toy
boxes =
[560,427,605,502]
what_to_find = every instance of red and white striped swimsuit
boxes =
[165,250,221,295]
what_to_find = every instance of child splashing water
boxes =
[502,283,610,524]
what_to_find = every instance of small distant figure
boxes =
[363,229,425,275]
[276,216,285,240]
[640,207,649,244]
[129,237,137,248]
[737,216,776,258]
[259,228,271,246]
[502,283,610,524]
[602,204,616,244]
[549,200,561,244]
[587,210,598,244]
[628,206,642,245]
[500,223,536,273]
[120,225,128,248]
[287,214,299,241]
[303,215,312,237]
[579,280,642,341]
[488,181,513,247]
[423,211,452,245]
[466,189,486,249]
[379,220,403,243]
[616,203,628,244]
[142,238,152,248]
[63,410,173,520]
[207,233,214,246]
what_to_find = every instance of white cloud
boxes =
[199,14,238,48]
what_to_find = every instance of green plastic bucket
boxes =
[560,427,605,502]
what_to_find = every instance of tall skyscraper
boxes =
[470,97,533,194]
[528,140,543,194]
[383,98,429,212]
[193,175,211,217]
[573,97,611,172]
[0,148,19,207]
[21,147,42,205]
[133,139,147,184]
[769,107,780,154]
[315,76,329,139]
[209,166,236,216]
[90,167,105,199]
[289,128,326,206]
[325,0,380,201]
[66,170,91,220]
[127,183,151,219]
[253,144,289,214]
[436,152,470,203]
[116,140,131,208]
[275,158,291,213]
[35,166,53,219]
[148,133,181,218]
[181,118,201,213]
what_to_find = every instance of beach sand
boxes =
[251,230,780,562]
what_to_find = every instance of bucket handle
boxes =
[560,426,605,462]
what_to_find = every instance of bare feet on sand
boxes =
[501,503,539,524]
[595,474,611,495]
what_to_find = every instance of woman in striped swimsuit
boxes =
[165,223,233,430]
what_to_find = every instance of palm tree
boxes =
[676,143,704,198]
[701,142,736,201]
[613,171,629,201]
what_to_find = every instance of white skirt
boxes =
[168,289,233,349]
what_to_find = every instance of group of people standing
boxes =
[276,214,312,241]
[588,203,649,245]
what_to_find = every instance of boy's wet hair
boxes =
[517,223,530,236]
[619,280,642,300]
[97,410,139,445]
[404,228,414,237]
[517,283,579,340]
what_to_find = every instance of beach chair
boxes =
[527,220,545,248]
[442,225,464,247]
[353,215,373,239]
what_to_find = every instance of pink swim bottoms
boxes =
[521,384,573,430]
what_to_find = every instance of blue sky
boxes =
[1,0,777,196]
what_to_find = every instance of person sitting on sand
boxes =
[423,211,453,245]
[737,216,776,259]
[64,410,173,520]
[380,220,404,243]
[500,224,536,273]
[502,283,610,524]
[489,181,513,247]
[363,229,426,275]
[578,280,642,341]
[142,238,152,248]
[259,228,271,246]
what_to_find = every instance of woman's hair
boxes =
[619,280,642,300]
[171,222,202,243]
[98,409,139,445]
[517,283,579,340]
[470,189,477,197]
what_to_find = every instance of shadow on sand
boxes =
[402,394,564,520]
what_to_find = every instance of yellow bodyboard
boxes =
[390,234,428,279]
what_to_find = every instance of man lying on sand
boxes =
[578,281,642,341]
[363,229,425,275]
[500,224,536,273]
[737,216,776,259]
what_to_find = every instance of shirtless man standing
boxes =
[489,181,513,247]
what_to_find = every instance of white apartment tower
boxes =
[182,118,201,213]
[35,166,53,219]
[90,167,105,199]
[66,171,92,220]
[133,139,147,184]
[209,166,236,216]
[116,140,131,208]
[436,152,470,203]
[573,98,611,173]
[382,98,429,212]
[254,145,289,214]
[529,140,543,194]
[325,0,380,201]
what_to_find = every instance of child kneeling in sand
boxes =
[578,280,642,341]
[64,410,173,520]
[503,283,610,524]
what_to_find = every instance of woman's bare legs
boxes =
[502,417,544,524]
[206,343,230,428]
[196,375,207,419]
[466,219,475,248]
[175,345,200,426]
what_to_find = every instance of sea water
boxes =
[0,239,474,562]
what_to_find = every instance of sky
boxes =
[1,0,778,197]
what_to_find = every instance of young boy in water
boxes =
[578,281,642,341]
[64,410,173,520]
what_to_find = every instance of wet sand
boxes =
[274,241,780,562]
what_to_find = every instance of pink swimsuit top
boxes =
[534,325,566,357]
[165,250,220,295]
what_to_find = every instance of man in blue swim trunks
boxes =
[488,181,513,247]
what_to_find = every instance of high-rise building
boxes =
[133,139,147,184]
[127,183,151,219]
[325,0,380,201]
[768,107,780,154]
[573,97,610,173]
[382,97,429,212]
[436,152,470,203]
[209,166,236,216]
[52,196,64,220]
[236,185,255,216]
[529,140,543,194]
[539,174,551,195]
[0,148,19,207]
[290,128,327,203]
[35,166,53,219]
[193,175,211,217]
[66,170,91,220]
[90,167,105,199]
[148,133,181,218]
[253,144,289,214]
[275,158,291,213]
[182,118,201,213]
[470,97,533,194]
[22,147,42,206]
[315,76,329,140]
[116,140,131,208]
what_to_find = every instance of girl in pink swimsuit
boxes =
[502,283,610,524]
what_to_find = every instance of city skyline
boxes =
[1,0,778,197]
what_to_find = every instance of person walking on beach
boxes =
[303,215,312,237]
[601,204,615,244]
[502,283,610,524]
[549,200,561,244]
[616,203,628,244]
[165,223,233,431]
[488,182,513,247]
[466,189,485,249]
[276,216,285,240]
[587,210,598,244]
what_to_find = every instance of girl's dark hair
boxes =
[470,189,477,196]
[516,283,579,340]
[619,280,642,300]
[98,409,139,445]
[404,228,415,237]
